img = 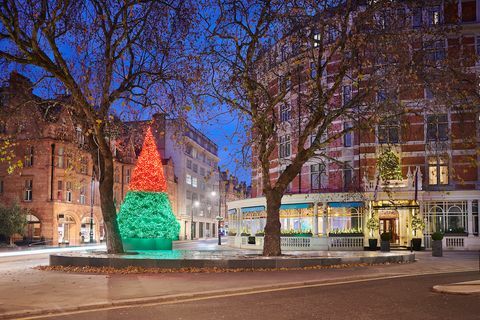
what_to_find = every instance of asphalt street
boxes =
[29,272,480,320]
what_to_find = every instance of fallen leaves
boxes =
[34,260,412,275]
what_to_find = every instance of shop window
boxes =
[24,146,34,167]
[428,156,449,185]
[447,206,466,232]
[24,179,32,201]
[426,114,448,141]
[328,207,363,233]
[279,135,291,158]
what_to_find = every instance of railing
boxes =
[281,236,311,249]
[445,236,465,249]
[328,237,364,251]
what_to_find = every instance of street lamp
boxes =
[191,200,200,240]
[216,215,224,245]
[89,169,95,244]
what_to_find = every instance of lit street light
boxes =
[191,200,200,240]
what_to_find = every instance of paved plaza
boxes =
[0,239,478,319]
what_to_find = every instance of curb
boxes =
[432,284,480,295]
[2,269,478,320]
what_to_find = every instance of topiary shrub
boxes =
[380,232,391,241]
[431,232,444,241]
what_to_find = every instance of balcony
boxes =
[363,166,423,192]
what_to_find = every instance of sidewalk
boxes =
[433,280,480,295]
[0,251,478,319]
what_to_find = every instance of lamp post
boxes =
[191,200,200,240]
[89,170,95,243]
[216,215,224,245]
[211,190,223,245]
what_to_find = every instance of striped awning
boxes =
[280,203,313,210]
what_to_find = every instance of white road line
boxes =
[0,245,105,258]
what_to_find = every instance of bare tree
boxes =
[0,0,199,253]
[205,0,476,256]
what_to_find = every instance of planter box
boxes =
[380,240,390,252]
[368,238,378,251]
[432,240,443,257]
[329,233,364,237]
[122,238,172,250]
[444,233,468,237]
[411,238,422,251]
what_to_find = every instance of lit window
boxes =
[186,174,192,185]
[428,156,449,185]
[57,147,64,168]
[426,6,441,26]
[24,146,34,167]
[192,177,198,188]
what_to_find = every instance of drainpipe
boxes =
[50,144,55,201]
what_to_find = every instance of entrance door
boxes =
[380,218,398,243]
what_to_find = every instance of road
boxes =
[26,272,479,320]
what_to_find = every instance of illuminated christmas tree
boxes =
[117,126,180,250]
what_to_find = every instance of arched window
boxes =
[26,214,41,240]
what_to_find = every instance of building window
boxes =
[186,174,192,185]
[412,7,423,28]
[192,163,198,173]
[57,147,64,168]
[425,87,434,99]
[80,185,86,204]
[462,0,477,22]
[66,181,72,202]
[125,168,131,184]
[192,177,198,188]
[342,85,352,106]
[311,163,327,190]
[343,166,353,191]
[378,120,399,144]
[76,127,85,146]
[24,146,34,167]
[343,122,353,147]
[329,207,362,233]
[200,167,205,176]
[114,168,120,183]
[427,114,448,141]
[425,40,445,62]
[428,156,449,185]
[24,179,32,201]
[426,6,441,26]
[80,156,88,174]
[192,148,198,159]
[313,32,321,48]
[185,145,193,156]
[57,180,63,200]
[310,62,317,79]
[376,89,387,103]
[279,135,291,159]
[186,159,192,169]
[280,104,291,122]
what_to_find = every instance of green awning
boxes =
[328,202,364,208]
[280,203,313,210]
[241,206,265,213]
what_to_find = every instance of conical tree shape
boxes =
[129,127,167,192]
[117,126,180,246]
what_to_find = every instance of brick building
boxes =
[0,73,177,245]
[228,1,480,250]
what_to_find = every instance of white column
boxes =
[313,202,319,236]
[467,200,473,237]
[322,204,328,236]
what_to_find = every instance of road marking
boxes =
[15,269,478,320]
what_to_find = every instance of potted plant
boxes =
[431,232,444,257]
[366,215,380,250]
[411,215,425,251]
[380,232,391,252]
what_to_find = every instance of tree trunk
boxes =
[263,190,282,256]
[98,154,124,254]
